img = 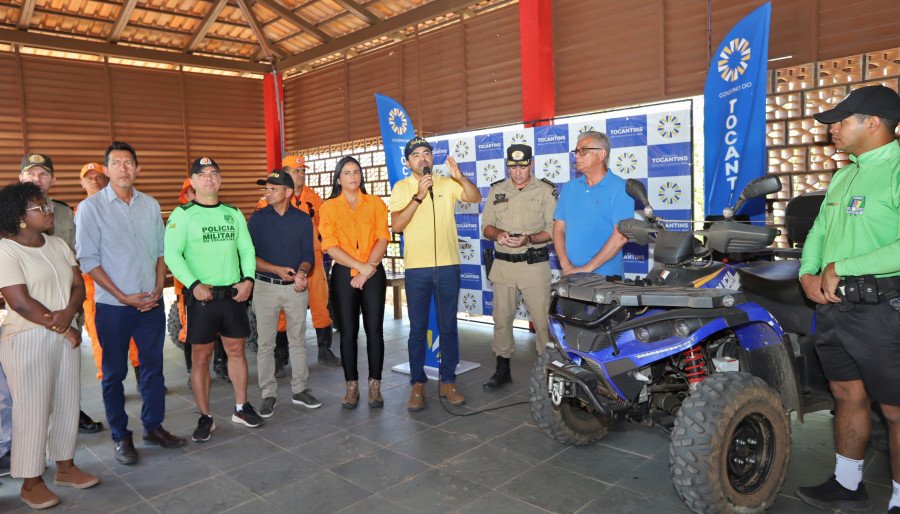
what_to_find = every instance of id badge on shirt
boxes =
[846,195,865,216]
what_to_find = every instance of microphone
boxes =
[423,166,433,199]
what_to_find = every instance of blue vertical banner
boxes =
[703,2,771,221]
[375,93,441,368]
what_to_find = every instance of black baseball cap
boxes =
[814,85,900,124]
[189,157,220,176]
[404,137,433,159]
[506,144,533,166]
[256,169,295,189]
[21,153,54,174]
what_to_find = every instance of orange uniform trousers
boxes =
[83,274,140,380]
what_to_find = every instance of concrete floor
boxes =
[0,309,893,513]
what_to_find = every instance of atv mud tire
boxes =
[530,348,614,445]
[670,372,790,513]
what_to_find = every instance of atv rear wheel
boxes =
[529,348,613,445]
[670,372,790,513]
[166,302,185,351]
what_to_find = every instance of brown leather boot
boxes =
[368,378,384,408]
[54,465,100,489]
[439,383,465,406]
[407,383,426,412]
[341,381,359,410]
[20,481,60,510]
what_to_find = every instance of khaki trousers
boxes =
[489,258,551,358]
[254,280,310,398]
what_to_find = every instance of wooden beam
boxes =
[253,0,331,43]
[186,0,229,52]
[17,0,36,29]
[333,0,379,25]
[276,0,479,73]
[236,0,285,59]
[0,27,269,73]
[108,0,138,43]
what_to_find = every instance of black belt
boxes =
[495,246,549,264]
[209,286,236,300]
[256,274,293,286]
[840,275,900,303]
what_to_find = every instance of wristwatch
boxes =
[412,194,423,204]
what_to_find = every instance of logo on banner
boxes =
[510,132,528,144]
[577,124,595,135]
[454,140,471,160]
[658,181,683,205]
[515,298,529,319]
[615,152,638,175]
[459,240,476,261]
[388,108,408,135]
[462,292,479,311]
[656,115,682,139]
[475,133,504,160]
[718,38,751,82]
[482,163,502,183]
[535,125,568,155]
[542,158,563,181]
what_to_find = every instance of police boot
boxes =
[213,339,231,383]
[483,356,512,392]
[274,331,290,378]
[316,326,341,367]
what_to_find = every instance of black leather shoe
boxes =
[78,410,104,434]
[115,435,138,465]
[142,426,186,449]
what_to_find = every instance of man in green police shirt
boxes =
[796,85,900,513]
[164,157,262,444]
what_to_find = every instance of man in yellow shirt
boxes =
[389,137,481,411]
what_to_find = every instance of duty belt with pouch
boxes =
[841,275,900,304]
[183,284,237,306]
[482,247,495,277]
[495,246,550,264]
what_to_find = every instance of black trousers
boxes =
[332,263,387,381]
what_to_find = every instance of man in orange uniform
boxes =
[79,163,142,392]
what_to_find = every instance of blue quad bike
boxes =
[530,176,832,513]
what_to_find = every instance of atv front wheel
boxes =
[670,372,790,513]
[166,302,185,351]
[529,348,613,445]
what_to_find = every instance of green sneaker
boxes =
[259,397,276,418]
[291,389,322,409]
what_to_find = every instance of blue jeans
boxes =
[95,303,166,441]
[405,265,460,384]
[0,363,10,455]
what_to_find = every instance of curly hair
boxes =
[327,155,368,199]
[0,182,43,237]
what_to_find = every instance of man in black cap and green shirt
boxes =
[248,169,322,419]
[796,85,900,513]
[164,157,263,443]
[481,145,557,392]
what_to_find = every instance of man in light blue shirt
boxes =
[75,141,185,465]
[553,131,633,277]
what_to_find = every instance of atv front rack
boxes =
[552,274,745,309]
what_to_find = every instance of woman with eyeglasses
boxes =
[318,156,390,409]
[0,182,99,509]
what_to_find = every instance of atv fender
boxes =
[734,322,802,418]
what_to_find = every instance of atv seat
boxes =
[737,260,816,335]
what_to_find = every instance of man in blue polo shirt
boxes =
[553,131,633,276]
[248,169,322,418]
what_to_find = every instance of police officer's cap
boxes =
[814,85,900,124]
[404,137,433,159]
[506,144,533,167]
[189,156,220,176]
[21,153,54,174]
[256,169,295,189]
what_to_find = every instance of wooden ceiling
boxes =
[0,0,511,74]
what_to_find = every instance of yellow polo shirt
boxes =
[390,174,463,269]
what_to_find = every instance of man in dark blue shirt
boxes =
[248,169,322,418]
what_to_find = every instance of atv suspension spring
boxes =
[680,345,707,384]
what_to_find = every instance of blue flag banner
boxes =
[703,2,771,221]
[376,93,440,368]
[376,93,417,185]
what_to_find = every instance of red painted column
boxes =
[519,0,555,127]
[263,72,284,171]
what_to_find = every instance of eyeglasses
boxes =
[570,147,605,157]
[26,204,54,214]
